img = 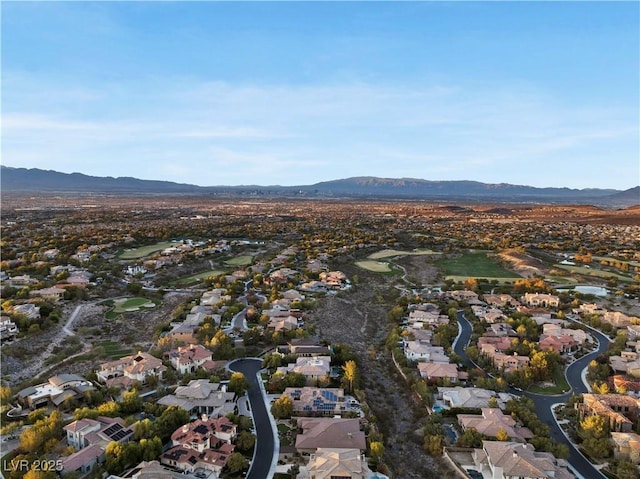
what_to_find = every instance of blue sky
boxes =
[2,2,638,189]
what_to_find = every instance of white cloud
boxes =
[2,77,638,188]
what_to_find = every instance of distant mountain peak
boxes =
[1,165,637,207]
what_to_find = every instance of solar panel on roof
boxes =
[103,424,123,438]
[194,425,208,434]
[112,430,130,441]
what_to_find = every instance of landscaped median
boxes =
[526,368,571,395]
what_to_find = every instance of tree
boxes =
[487,396,499,408]
[529,351,549,381]
[616,460,640,479]
[228,372,250,396]
[97,401,121,417]
[235,430,256,452]
[23,470,56,479]
[0,385,12,402]
[126,282,143,295]
[225,452,249,474]
[456,428,484,448]
[388,305,405,322]
[120,389,143,414]
[262,353,282,369]
[580,415,608,439]
[579,415,612,459]
[271,395,294,419]
[464,277,479,292]
[105,441,126,473]
[424,434,445,456]
[139,436,162,461]
[342,360,358,393]
[153,406,190,441]
[133,418,155,440]
[285,372,308,388]
[370,441,384,463]
[495,428,510,441]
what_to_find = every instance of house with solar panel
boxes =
[160,415,236,476]
[61,416,133,476]
[283,387,352,417]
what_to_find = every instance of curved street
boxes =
[229,358,276,479]
[455,312,612,479]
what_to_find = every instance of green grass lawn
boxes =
[113,297,156,311]
[224,255,254,266]
[98,341,133,359]
[105,297,158,319]
[436,251,521,280]
[527,367,570,395]
[118,241,175,259]
[171,269,227,286]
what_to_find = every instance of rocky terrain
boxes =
[2,292,192,386]
[310,257,452,478]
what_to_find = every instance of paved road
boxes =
[229,358,276,479]
[455,312,611,479]
[452,311,475,370]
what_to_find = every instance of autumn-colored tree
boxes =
[97,401,121,417]
[370,441,384,463]
[228,372,250,396]
[464,277,479,292]
[120,389,143,414]
[23,470,56,479]
[271,395,293,419]
[342,360,358,393]
[424,434,445,456]
[579,414,612,459]
[495,428,510,441]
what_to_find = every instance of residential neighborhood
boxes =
[0,195,639,479]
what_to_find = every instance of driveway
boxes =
[228,358,277,479]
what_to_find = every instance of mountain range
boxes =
[1,166,638,207]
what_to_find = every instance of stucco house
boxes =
[522,293,560,308]
[165,344,215,375]
[96,351,166,390]
[472,440,575,479]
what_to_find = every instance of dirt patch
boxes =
[495,249,547,278]
[394,255,441,286]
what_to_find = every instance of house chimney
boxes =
[201,413,208,422]
[348,432,352,439]
[182,424,188,433]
